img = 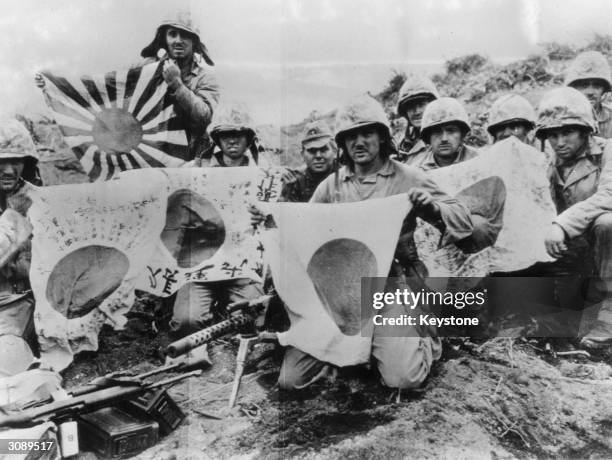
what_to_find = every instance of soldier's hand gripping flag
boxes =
[38,62,189,181]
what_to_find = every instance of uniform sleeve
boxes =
[170,68,220,133]
[554,142,612,238]
[409,166,474,245]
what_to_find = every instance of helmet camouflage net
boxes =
[487,94,536,135]
[564,50,612,93]
[396,75,440,116]
[535,87,597,139]
[420,97,470,141]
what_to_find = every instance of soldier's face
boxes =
[0,158,24,192]
[404,98,432,128]
[546,127,589,161]
[218,132,249,160]
[429,124,463,158]
[493,122,530,143]
[572,79,606,106]
[344,128,381,166]
[165,27,194,60]
[302,142,335,173]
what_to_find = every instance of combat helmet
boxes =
[208,104,258,163]
[396,75,440,117]
[565,51,611,93]
[535,87,597,140]
[420,97,470,142]
[141,10,214,66]
[0,120,40,185]
[487,94,536,135]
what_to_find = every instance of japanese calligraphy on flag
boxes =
[28,170,168,371]
[135,167,284,296]
[40,62,188,181]
[414,137,556,276]
[260,195,411,367]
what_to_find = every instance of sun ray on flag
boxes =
[127,150,147,169]
[127,64,158,114]
[42,72,99,117]
[122,66,143,112]
[135,83,168,123]
[45,89,96,123]
[140,105,175,131]
[105,70,117,109]
[142,130,188,146]
[73,78,103,114]
[63,135,94,148]
[136,144,184,168]
[114,69,127,109]
[52,112,94,132]
[92,74,112,109]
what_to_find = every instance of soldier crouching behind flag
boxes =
[255,95,475,390]
[0,120,43,376]
[169,112,264,337]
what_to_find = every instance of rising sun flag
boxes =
[40,62,189,181]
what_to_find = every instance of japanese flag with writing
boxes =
[260,195,411,366]
[28,170,168,370]
[135,167,284,296]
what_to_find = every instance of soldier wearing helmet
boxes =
[35,10,220,161]
[0,120,44,373]
[565,51,612,139]
[414,97,479,170]
[280,120,336,203]
[394,76,440,164]
[487,94,536,144]
[169,104,263,338]
[273,95,474,392]
[535,87,612,349]
[206,104,259,167]
[141,10,219,160]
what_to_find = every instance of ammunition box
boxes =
[78,407,158,459]
[121,389,185,436]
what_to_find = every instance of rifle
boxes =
[0,345,210,429]
[166,294,278,408]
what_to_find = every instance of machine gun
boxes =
[166,294,278,407]
[0,345,209,429]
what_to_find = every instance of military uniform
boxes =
[279,96,474,391]
[169,107,263,337]
[0,121,43,375]
[535,87,612,346]
[141,12,220,160]
[565,51,612,140]
[395,76,440,165]
[280,168,329,203]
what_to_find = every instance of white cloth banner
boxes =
[414,137,556,276]
[261,195,411,367]
[135,167,283,296]
[29,170,168,370]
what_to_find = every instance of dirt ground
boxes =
[61,304,612,460]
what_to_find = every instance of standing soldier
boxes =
[536,87,612,348]
[281,120,336,203]
[412,97,479,170]
[487,94,537,145]
[394,76,440,164]
[140,10,220,160]
[565,50,612,139]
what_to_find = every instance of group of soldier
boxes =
[0,11,610,394]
